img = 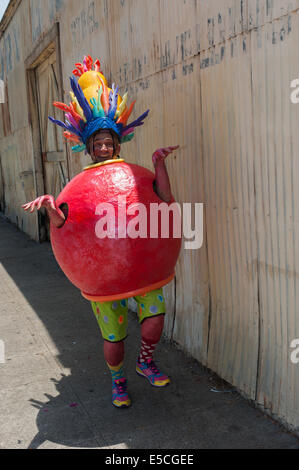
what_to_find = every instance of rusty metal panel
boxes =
[0,0,39,238]
[1,3,27,133]
[161,58,210,363]
[129,0,161,80]
[251,10,299,428]
[0,81,11,137]
[0,128,38,239]
[107,0,132,87]
[159,0,199,67]
[132,73,164,168]
[200,34,259,398]
[198,0,248,51]
[61,0,107,70]
[108,0,160,85]
[248,0,299,29]
[30,0,65,46]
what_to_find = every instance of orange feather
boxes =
[97,76,109,113]
[53,101,71,113]
[94,59,101,72]
[117,101,136,126]
[69,103,83,124]
[72,69,81,77]
[63,131,80,144]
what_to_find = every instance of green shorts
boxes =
[91,288,166,342]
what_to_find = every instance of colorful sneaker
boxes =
[112,378,131,408]
[136,359,170,387]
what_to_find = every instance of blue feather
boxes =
[65,118,83,137]
[108,84,119,119]
[122,109,149,133]
[70,76,93,121]
[48,116,82,137]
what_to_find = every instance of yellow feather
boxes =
[116,92,128,118]
[70,92,86,122]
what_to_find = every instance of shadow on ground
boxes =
[0,216,298,449]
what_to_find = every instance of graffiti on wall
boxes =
[70,1,99,48]
[32,0,64,43]
[0,24,21,78]
[49,0,64,23]
[31,1,42,43]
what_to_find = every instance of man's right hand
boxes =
[22,195,66,228]
[21,195,56,213]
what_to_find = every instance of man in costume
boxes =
[22,56,179,408]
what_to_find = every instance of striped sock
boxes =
[107,361,125,382]
[138,339,157,363]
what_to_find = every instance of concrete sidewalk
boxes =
[0,216,298,450]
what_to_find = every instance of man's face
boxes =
[90,130,120,163]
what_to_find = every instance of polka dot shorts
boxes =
[91,288,166,342]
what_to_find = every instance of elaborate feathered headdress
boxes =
[48,55,149,153]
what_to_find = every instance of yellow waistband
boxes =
[84,159,125,171]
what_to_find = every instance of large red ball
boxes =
[50,161,182,301]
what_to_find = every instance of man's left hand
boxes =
[152,146,179,167]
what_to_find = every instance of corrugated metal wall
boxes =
[0,0,298,432]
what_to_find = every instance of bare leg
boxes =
[141,315,165,344]
[104,340,124,366]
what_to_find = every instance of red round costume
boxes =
[51,161,181,301]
